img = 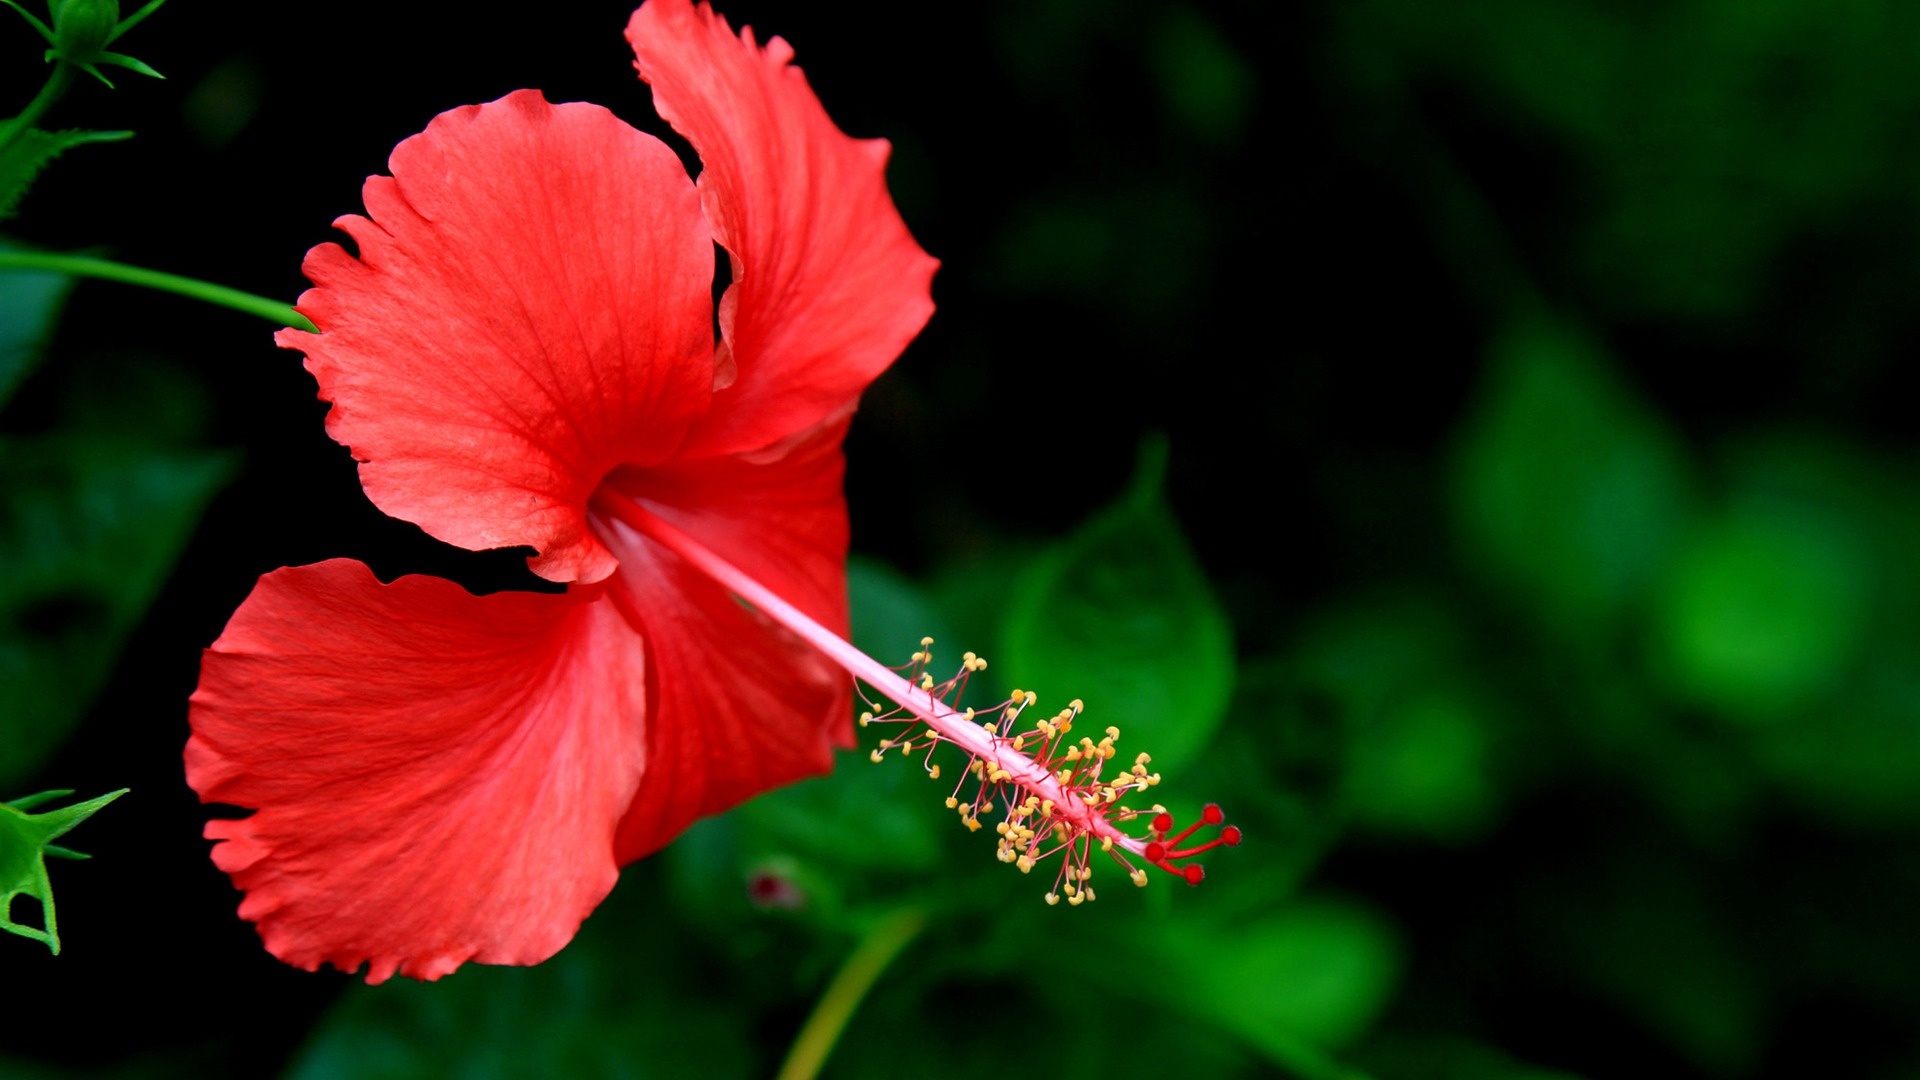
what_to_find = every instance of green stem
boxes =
[775,908,927,1080]
[0,63,74,157]
[0,251,315,331]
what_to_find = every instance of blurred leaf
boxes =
[0,129,132,222]
[1529,848,1764,1077]
[848,555,954,669]
[0,242,75,412]
[1145,896,1400,1070]
[0,788,126,953]
[289,870,760,1080]
[1452,318,1691,633]
[1148,7,1257,146]
[1293,597,1500,842]
[1343,0,1920,323]
[1000,439,1234,773]
[0,438,234,787]
[1363,1036,1588,1080]
[1652,504,1870,722]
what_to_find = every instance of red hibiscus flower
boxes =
[186,0,936,983]
[189,0,1235,985]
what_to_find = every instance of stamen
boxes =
[589,496,1239,903]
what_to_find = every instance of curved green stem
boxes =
[0,251,315,331]
[0,63,74,157]
[775,908,927,1080]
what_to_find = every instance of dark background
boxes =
[7,1,1920,1077]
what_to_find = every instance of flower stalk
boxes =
[0,251,315,329]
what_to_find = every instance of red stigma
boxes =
[1141,804,1241,883]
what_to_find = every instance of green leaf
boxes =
[1145,896,1400,1071]
[1652,504,1870,723]
[0,437,235,787]
[0,240,76,412]
[0,129,132,221]
[0,788,126,953]
[1292,599,1502,843]
[999,439,1234,773]
[1451,318,1692,633]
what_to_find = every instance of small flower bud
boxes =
[52,0,118,66]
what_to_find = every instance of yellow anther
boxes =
[1069,698,1085,712]
[1024,795,1040,809]
[1045,892,1060,906]
[1065,747,1082,762]
[964,707,976,721]
[859,712,873,727]
[1068,892,1085,906]
[1083,888,1096,903]
[963,816,982,833]
[1147,774,1161,786]
[1040,799,1055,818]
[921,636,935,646]
[989,767,1013,784]
[1023,691,1037,706]
[996,821,1011,835]
[1131,869,1149,887]
[869,749,885,763]
[1100,836,1114,852]
[900,741,913,756]
[1132,764,1148,777]
[975,658,988,671]
[980,720,997,733]
[1078,866,1093,881]
[929,765,941,780]
[1135,752,1152,766]
[1106,726,1120,741]
[1009,688,1023,703]
[945,796,958,808]
[1016,856,1034,874]
[919,673,934,690]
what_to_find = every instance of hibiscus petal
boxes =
[278,89,716,585]
[627,0,938,457]
[185,560,648,983]
[596,414,855,861]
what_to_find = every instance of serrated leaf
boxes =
[0,240,75,412]
[0,788,126,953]
[0,128,132,221]
[999,441,1233,773]
[0,438,235,787]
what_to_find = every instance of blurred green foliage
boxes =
[0,265,233,787]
